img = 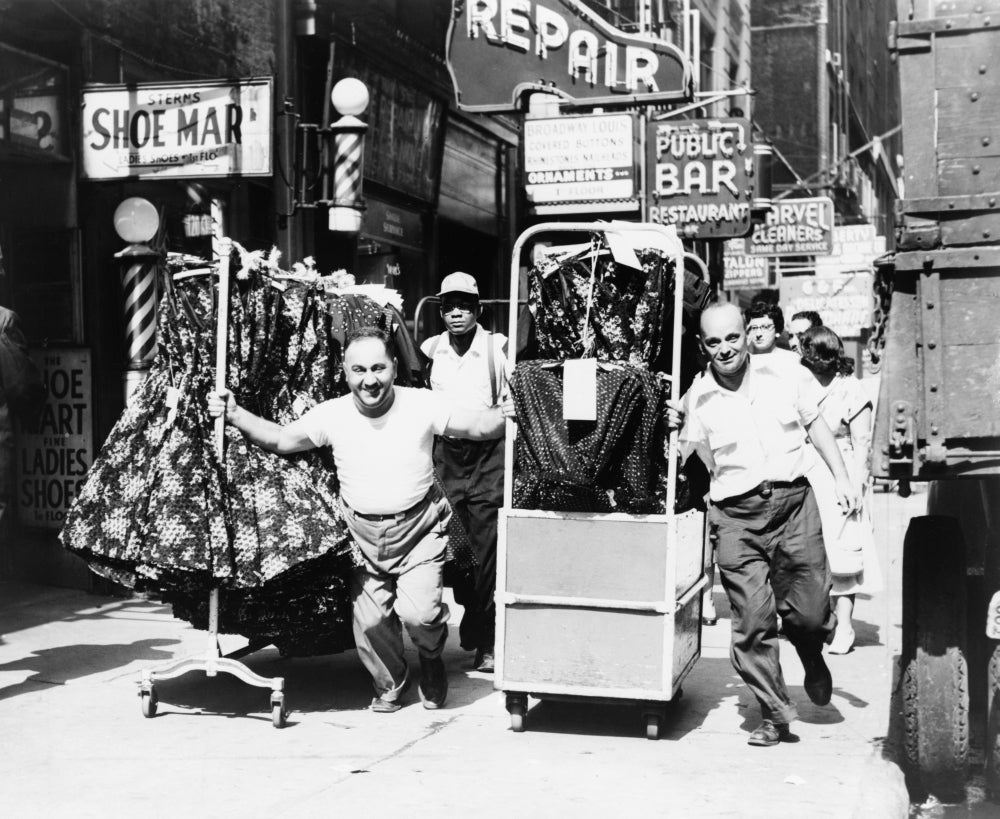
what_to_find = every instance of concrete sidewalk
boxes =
[0,493,916,818]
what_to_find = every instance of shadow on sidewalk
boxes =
[0,637,179,701]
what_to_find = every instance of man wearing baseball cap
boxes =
[420,272,508,673]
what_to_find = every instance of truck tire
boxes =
[901,515,969,800]
[987,645,1000,798]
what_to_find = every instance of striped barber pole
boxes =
[122,259,158,368]
[332,130,364,206]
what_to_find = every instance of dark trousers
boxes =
[710,483,834,723]
[434,435,504,652]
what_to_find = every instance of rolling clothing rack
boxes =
[137,239,288,728]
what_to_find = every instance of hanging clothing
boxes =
[61,260,473,657]
[528,249,675,369]
[509,360,667,514]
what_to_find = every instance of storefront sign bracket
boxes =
[649,86,754,122]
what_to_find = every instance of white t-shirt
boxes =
[297,387,451,514]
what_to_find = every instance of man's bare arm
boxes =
[208,390,315,454]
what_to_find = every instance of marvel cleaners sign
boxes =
[81,78,272,180]
[17,349,93,529]
[646,118,753,239]
[748,197,834,256]
[447,0,691,112]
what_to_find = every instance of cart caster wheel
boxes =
[140,689,158,719]
[272,703,286,729]
[506,694,527,733]
[645,713,661,741]
[510,703,526,732]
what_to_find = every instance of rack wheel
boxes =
[645,713,661,741]
[140,689,158,719]
[506,694,527,732]
[271,704,286,729]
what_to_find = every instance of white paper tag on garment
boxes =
[604,230,642,270]
[165,386,180,426]
[563,358,597,421]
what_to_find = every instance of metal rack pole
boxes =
[137,238,288,728]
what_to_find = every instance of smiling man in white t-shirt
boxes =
[209,327,509,713]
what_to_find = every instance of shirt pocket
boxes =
[774,405,803,453]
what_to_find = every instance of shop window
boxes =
[4,228,80,345]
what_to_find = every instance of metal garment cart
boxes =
[496,222,708,740]
[137,239,287,728]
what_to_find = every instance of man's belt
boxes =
[344,487,437,522]
[721,476,809,504]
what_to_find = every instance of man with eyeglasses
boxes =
[420,272,508,673]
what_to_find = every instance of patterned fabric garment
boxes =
[529,249,674,369]
[510,360,668,514]
[62,263,473,656]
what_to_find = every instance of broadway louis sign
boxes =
[446,0,692,112]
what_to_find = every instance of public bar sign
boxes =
[722,238,769,290]
[646,118,754,239]
[80,78,272,180]
[524,113,637,213]
[16,348,93,530]
[748,196,834,256]
[446,0,691,112]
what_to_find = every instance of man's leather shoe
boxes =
[370,696,402,713]
[474,649,495,673]
[747,720,796,747]
[419,655,448,710]
[802,652,833,705]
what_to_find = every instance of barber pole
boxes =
[122,258,158,370]
[332,128,363,208]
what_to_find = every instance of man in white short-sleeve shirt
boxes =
[209,327,509,713]
[667,303,859,748]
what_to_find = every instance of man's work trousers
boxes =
[343,486,452,701]
[434,435,504,652]
[710,483,834,724]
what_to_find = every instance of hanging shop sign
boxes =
[80,78,273,180]
[524,113,638,214]
[722,238,769,290]
[813,224,886,276]
[780,272,874,338]
[16,348,93,530]
[363,197,425,251]
[0,44,71,160]
[446,0,691,112]
[748,196,834,256]
[646,117,754,239]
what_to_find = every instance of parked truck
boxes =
[876,0,1000,799]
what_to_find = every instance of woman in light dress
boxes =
[800,326,882,654]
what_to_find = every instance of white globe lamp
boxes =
[113,197,160,256]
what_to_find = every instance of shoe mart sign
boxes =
[80,78,272,180]
[446,0,691,112]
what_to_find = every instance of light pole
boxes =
[113,197,160,405]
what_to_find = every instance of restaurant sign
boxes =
[748,197,834,256]
[446,0,691,112]
[524,113,637,213]
[80,78,272,180]
[646,118,753,239]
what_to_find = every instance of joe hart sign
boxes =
[446,0,692,112]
